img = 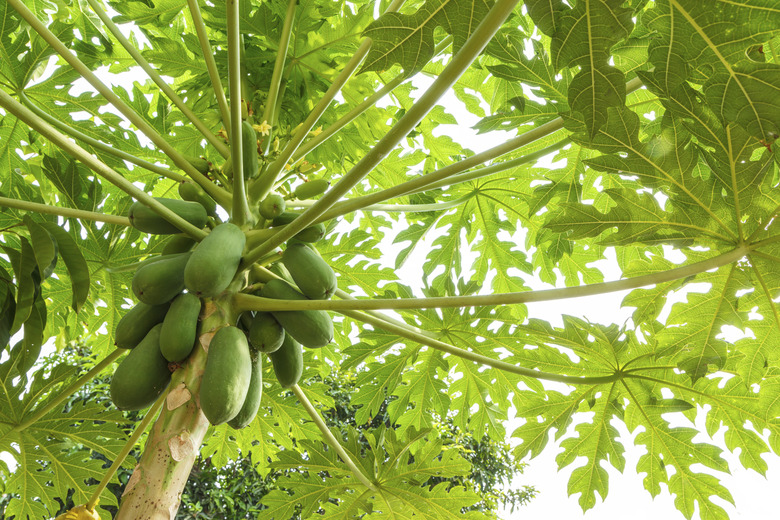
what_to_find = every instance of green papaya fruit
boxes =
[178,180,218,216]
[160,292,201,362]
[271,211,299,227]
[242,121,258,180]
[115,301,171,349]
[128,198,208,235]
[269,333,303,388]
[181,153,210,174]
[258,193,286,220]
[282,243,337,300]
[132,252,191,305]
[259,279,333,348]
[289,222,326,243]
[184,223,246,298]
[294,179,330,200]
[110,324,171,410]
[200,326,252,425]
[268,262,294,284]
[248,312,285,354]
[228,350,263,429]
[161,234,197,255]
[270,212,326,242]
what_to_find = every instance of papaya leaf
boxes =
[40,222,90,313]
[360,0,492,74]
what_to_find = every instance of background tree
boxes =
[1,0,780,519]
[0,347,535,519]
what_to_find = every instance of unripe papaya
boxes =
[132,252,191,305]
[294,178,330,200]
[181,153,210,174]
[160,292,201,362]
[184,223,246,298]
[290,222,326,243]
[248,312,285,353]
[268,262,294,284]
[259,279,333,348]
[282,243,337,300]
[269,333,303,388]
[271,212,326,242]
[178,180,218,217]
[110,324,171,410]
[258,193,286,220]
[242,121,258,180]
[128,198,208,235]
[271,211,299,227]
[162,234,197,255]
[200,326,252,425]
[228,350,263,429]
[115,301,171,349]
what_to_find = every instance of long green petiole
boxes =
[19,93,186,183]
[341,308,620,385]
[291,385,378,491]
[261,0,298,155]
[0,91,208,240]
[85,0,230,158]
[187,0,231,130]
[232,246,747,313]
[86,391,167,511]
[288,196,469,213]
[0,196,131,227]
[227,0,251,225]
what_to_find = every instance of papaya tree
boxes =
[1,0,780,519]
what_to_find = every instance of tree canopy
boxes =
[1,0,780,519]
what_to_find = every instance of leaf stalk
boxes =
[0,196,131,227]
[232,246,748,313]
[187,0,232,130]
[291,385,378,491]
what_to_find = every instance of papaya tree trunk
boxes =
[116,300,232,519]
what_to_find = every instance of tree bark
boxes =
[116,300,232,519]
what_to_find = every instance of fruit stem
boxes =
[84,0,230,159]
[10,349,125,434]
[289,195,470,213]
[0,196,131,227]
[187,0,231,131]
[291,384,378,491]
[86,391,166,511]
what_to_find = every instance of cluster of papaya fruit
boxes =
[109,174,336,430]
